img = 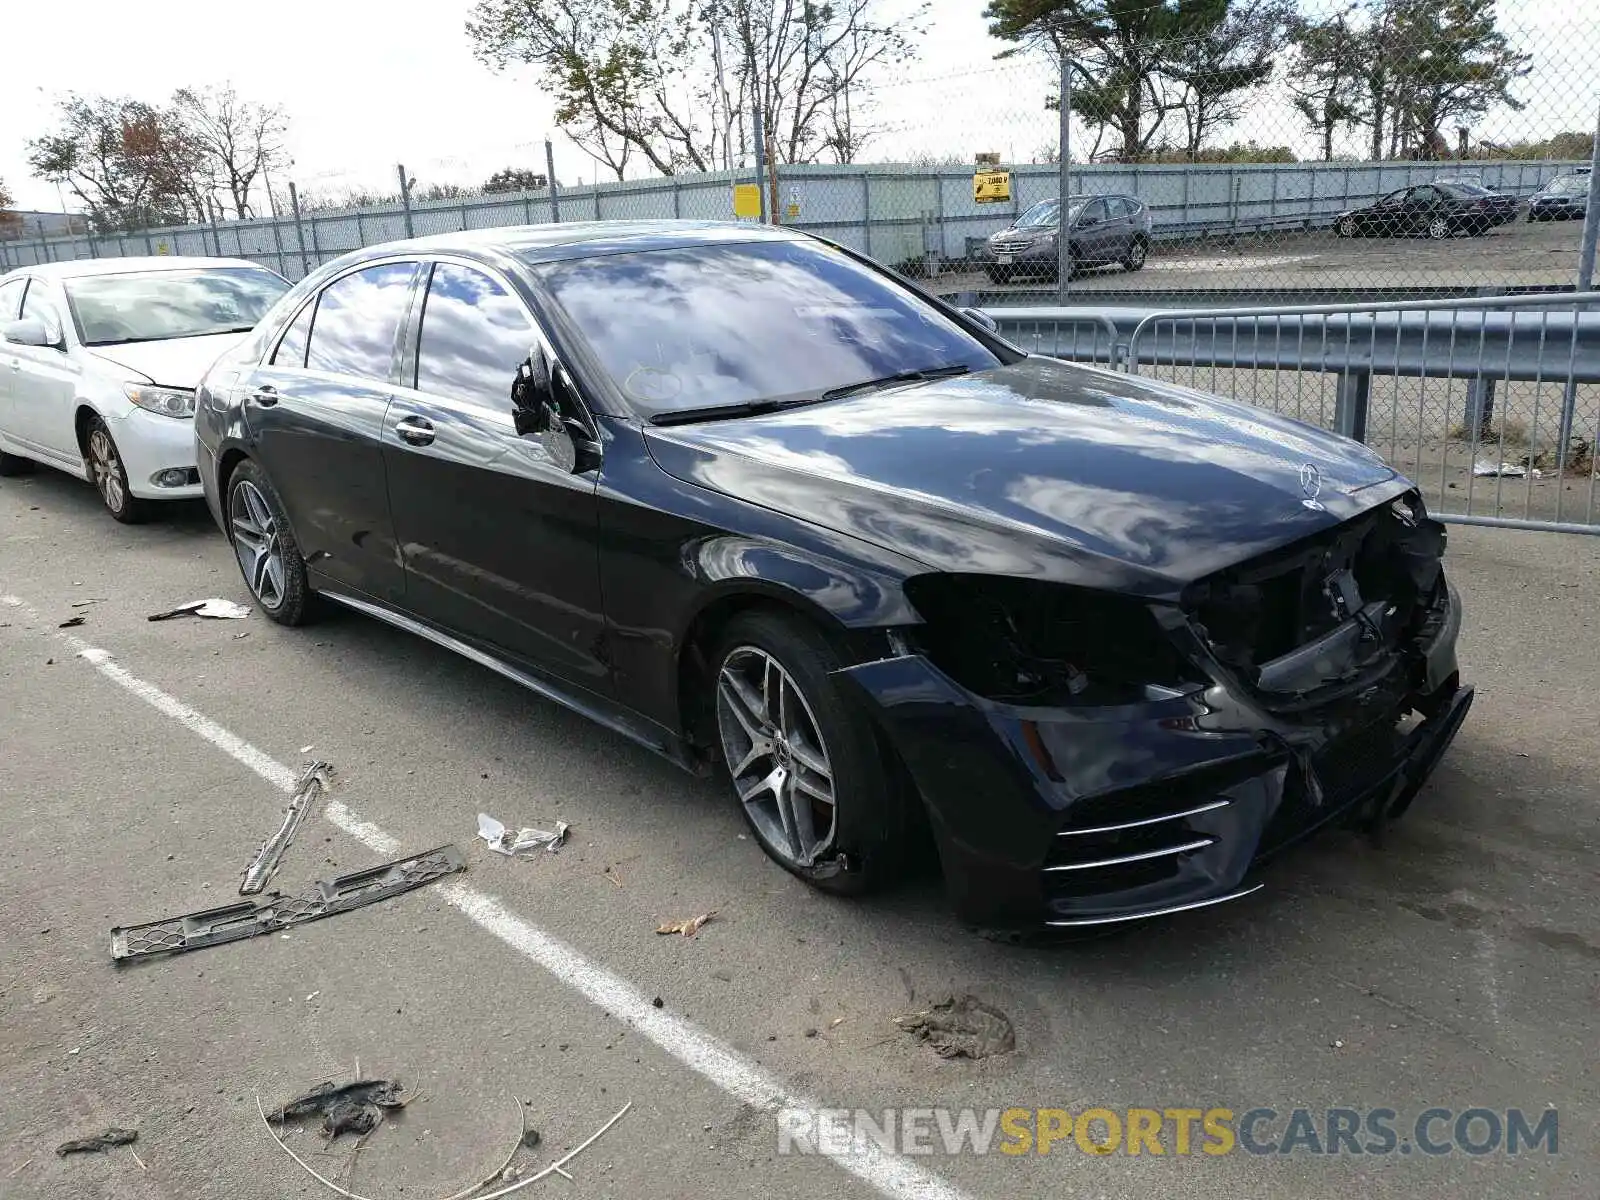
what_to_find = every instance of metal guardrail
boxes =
[989,293,1600,534]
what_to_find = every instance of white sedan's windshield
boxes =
[66,267,289,346]
[533,240,1003,416]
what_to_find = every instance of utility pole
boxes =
[1057,49,1072,304]
[545,138,562,222]
[754,108,768,223]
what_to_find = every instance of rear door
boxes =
[1102,197,1135,260]
[8,278,81,461]
[382,258,609,692]
[244,259,418,604]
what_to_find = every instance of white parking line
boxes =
[0,593,975,1200]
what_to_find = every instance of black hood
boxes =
[643,358,1408,597]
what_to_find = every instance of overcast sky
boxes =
[2,0,1592,215]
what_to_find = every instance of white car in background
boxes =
[0,257,289,522]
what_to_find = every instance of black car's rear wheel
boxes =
[228,459,315,626]
[712,611,907,895]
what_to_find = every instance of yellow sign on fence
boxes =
[973,169,1012,204]
[732,183,762,219]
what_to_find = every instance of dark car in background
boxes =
[194,221,1469,932]
[978,194,1152,282]
[1333,182,1519,239]
[1528,171,1590,221]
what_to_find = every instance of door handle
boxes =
[250,385,280,407]
[394,415,435,447]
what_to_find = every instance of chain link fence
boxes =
[5,2,1598,300]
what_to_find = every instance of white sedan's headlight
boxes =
[125,384,196,419]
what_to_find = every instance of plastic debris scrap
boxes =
[267,1079,410,1140]
[1472,460,1527,478]
[148,598,251,621]
[477,812,569,856]
[56,1129,138,1156]
[241,762,333,895]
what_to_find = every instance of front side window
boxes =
[1379,189,1409,206]
[0,278,24,323]
[305,262,417,383]
[532,239,1005,418]
[414,263,536,411]
[20,283,63,342]
[64,267,288,347]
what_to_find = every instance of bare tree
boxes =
[467,0,923,177]
[170,85,288,219]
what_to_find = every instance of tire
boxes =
[82,415,151,524]
[0,449,35,477]
[711,610,909,896]
[226,458,316,626]
[1426,216,1450,240]
[1122,237,1148,272]
[1335,216,1356,238]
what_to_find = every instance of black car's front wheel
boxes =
[1426,216,1451,240]
[712,611,907,895]
[1335,216,1356,237]
[228,459,315,626]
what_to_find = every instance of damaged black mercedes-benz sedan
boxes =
[195,221,1470,932]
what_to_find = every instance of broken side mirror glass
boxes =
[511,345,600,474]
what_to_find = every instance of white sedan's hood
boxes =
[87,332,250,389]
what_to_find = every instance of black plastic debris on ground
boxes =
[57,616,86,628]
[110,844,466,960]
[57,1128,138,1156]
[894,994,1016,1060]
[268,1080,408,1140]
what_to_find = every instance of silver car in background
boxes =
[979,194,1153,283]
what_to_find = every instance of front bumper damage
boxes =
[837,572,1470,933]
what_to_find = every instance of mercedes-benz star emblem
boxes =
[1299,463,1325,511]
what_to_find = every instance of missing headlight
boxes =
[901,574,1204,705]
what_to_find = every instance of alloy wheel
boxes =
[1336,218,1354,237]
[231,479,287,610]
[87,428,125,513]
[1427,217,1450,239]
[1127,240,1147,268]
[716,646,837,868]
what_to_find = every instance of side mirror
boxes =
[511,345,600,474]
[962,307,1000,334]
[1,318,55,348]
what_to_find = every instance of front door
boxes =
[1072,198,1115,264]
[8,279,81,464]
[382,259,609,693]
[244,260,417,605]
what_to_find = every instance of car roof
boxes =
[3,256,275,282]
[338,220,809,269]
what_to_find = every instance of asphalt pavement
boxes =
[1,467,1596,1200]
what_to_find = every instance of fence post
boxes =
[1057,50,1072,302]
[753,109,768,224]
[208,200,223,257]
[289,182,310,277]
[308,212,322,267]
[1464,377,1496,438]
[398,164,415,238]
[1575,101,1600,294]
[1334,370,1371,442]
[545,139,561,223]
[269,212,287,278]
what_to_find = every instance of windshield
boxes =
[65,267,289,346]
[532,240,1004,418]
[1546,174,1588,194]
[1014,198,1087,228]
[1439,182,1490,198]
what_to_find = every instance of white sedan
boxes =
[0,257,289,522]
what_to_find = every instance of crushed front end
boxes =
[838,492,1471,931]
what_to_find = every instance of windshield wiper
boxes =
[819,364,971,402]
[88,326,258,347]
[649,395,829,427]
